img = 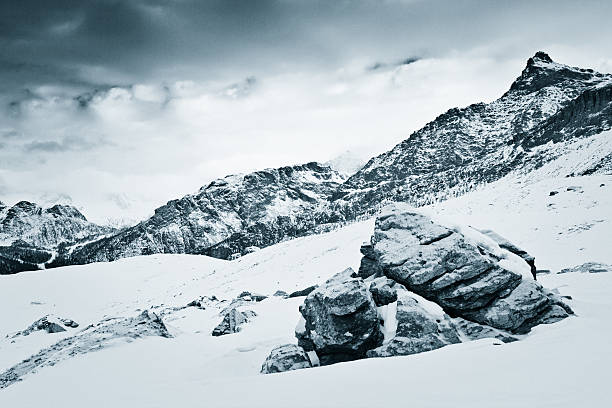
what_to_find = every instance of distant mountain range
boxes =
[2,52,611,273]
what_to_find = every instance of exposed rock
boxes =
[452,317,518,343]
[1,310,170,389]
[273,290,288,297]
[260,344,313,374]
[368,277,397,306]
[12,315,81,337]
[549,191,559,196]
[237,291,267,302]
[367,207,572,333]
[0,201,112,250]
[288,285,318,298]
[559,262,611,274]
[479,229,537,279]
[212,308,257,336]
[358,242,382,279]
[62,162,347,265]
[366,336,447,358]
[296,273,382,365]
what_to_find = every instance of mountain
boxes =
[37,52,612,268]
[1,141,610,404]
[0,201,113,274]
[332,52,612,210]
[55,162,346,265]
[324,150,368,177]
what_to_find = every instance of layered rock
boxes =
[366,207,572,333]
[559,262,611,274]
[260,344,313,374]
[296,268,383,365]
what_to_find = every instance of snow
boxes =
[1,144,611,406]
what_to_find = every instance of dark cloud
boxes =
[368,56,421,72]
[1,0,609,94]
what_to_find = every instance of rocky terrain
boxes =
[333,52,612,211]
[262,206,572,371]
[49,162,346,267]
[0,201,113,274]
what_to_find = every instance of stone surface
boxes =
[366,207,572,333]
[296,273,382,365]
[288,285,318,298]
[260,344,313,374]
[559,262,611,274]
[479,229,537,279]
[212,308,257,336]
[368,277,397,306]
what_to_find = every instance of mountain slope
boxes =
[58,162,346,265]
[333,52,612,211]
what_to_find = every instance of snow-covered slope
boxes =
[1,140,610,405]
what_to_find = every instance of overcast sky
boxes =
[1,0,612,224]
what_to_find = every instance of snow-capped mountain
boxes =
[20,52,609,271]
[0,201,114,274]
[333,52,612,210]
[54,162,346,266]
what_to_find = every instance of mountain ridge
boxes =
[3,51,612,271]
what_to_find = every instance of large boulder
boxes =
[296,269,383,365]
[366,206,572,333]
[260,344,313,374]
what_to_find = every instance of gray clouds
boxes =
[1,0,612,224]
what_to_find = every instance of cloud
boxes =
[367,56,421,72]
[1,0,612,223]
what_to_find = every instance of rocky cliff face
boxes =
[0,201,111,249]
[332,52,612,213]
[58,162,346,265]
[0,201,113,274]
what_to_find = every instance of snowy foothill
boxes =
[1,154,611,406]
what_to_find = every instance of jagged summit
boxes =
[530,51,553,64]
[509,51,607,93]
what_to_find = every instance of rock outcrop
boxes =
[260,344,313,374]
[0,310,170,389]
[366,207,572,334]
[296,269,383,365]
[59,162,346,265]
[559,262,611,274]
[212,308,257,336]
[263,208,572,372]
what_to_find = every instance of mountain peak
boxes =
[528,51,553,65]
[508,51,598,94]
